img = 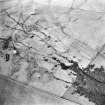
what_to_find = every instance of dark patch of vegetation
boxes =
[52,56,70,70]
[2,36,12,50]
[70,61,105,105]
[5,53,10,62]
[0,95,5,105]
[52,56,105,105]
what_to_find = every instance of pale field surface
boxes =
[0,0,105,105]
[0,74,79,105]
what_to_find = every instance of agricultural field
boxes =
[0,0,105,105]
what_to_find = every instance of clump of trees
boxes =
[69,60,105,105]
[50,55,105,105]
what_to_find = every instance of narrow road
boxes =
[86,43,105,67]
